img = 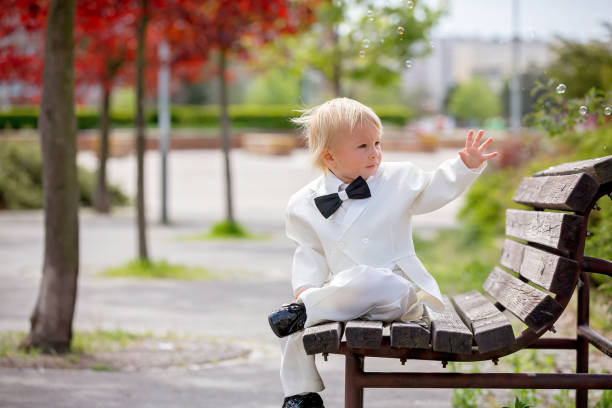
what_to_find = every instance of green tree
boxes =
[448,78,500,125]
[255,0,446,98]
[243,68,301,105]
[546,24,612,98]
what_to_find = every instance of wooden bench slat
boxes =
[451,291,515,354]
[303,322,344,355]
[424,296,473,354]
[533,155,612,185]
[483,267,563,329]
[505,209,584,253]
[512,173,599,212]
[345,320,384,349]
[390,320,431,349]
[500,239,579,297]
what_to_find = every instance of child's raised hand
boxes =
[458,129,499,169]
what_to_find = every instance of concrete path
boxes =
[0,148,467,407]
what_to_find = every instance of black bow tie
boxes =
[314,176,371,219]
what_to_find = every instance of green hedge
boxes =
[0,141,129,210]
[0,104,412,130]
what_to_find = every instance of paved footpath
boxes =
[0,148,467,408]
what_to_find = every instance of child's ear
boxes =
[321,149,334,167]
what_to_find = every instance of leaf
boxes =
[502,396,531,408]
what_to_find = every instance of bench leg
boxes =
[345,352,364,408]
[576,272,590,408]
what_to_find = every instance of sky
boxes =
[426,0,612,41]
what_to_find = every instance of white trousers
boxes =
[279,264,426,397]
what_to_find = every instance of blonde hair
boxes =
[291,97,383,172]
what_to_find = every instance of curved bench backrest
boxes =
[483,155,612,337]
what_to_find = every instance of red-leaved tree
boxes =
[0,0,317,353]
[165,0,317,228]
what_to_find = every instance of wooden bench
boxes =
[301,155,612,408]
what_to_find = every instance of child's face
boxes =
[322,124,382,184]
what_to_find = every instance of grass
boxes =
[413,228,501,295]
[179,219,269,241]
[0,329,149,370]
[0,330,248,373]
[0,330,149,356]
[449,349,611,407]
[90,364,115,371]
[71,329,151,354]
[100,259,217,280]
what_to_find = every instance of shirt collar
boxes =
[323,165,383,194]
[324,170,346,193]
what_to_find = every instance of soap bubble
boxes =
[359,50,366,58]
[406,0,414,9]
[579,106,587,116]
[397,26,405,35]
[405,59,413,68]
[380,38,385,44]
[367,9,374,21]
[604,106,611,116]
[556,84,566,94]
[362,39,370,49]
[429,41,435,49]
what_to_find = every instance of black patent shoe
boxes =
[268,302,307,338]
[282,392,324,408]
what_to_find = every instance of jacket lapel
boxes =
[310,164,387,233]
[313,174,346,227]
[338,164,387,237]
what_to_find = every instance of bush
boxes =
[448,78,501,125]
[459,125,612,250]
[0,141,128,210]
[458,125,612,330]
[0,141,43,208]
[0,106,39,129]
[0,104,412,130]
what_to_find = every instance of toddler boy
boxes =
[269,97,498,408]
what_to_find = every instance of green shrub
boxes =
[414,228,499,295]
[207,220,253,239]
[0,141,44,208]
[0,104,412,130]
[0,106,39,129]
[459,125,612,251]
[0,141,128,210]
[76,165,129,208]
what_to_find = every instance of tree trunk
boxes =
[24,0,78,354]
[218,48,234,225]
[135,0,149,260]
[93,86,111,213]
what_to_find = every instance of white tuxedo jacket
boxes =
[285,155,487,312]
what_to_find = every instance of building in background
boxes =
[401,37,553,112]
